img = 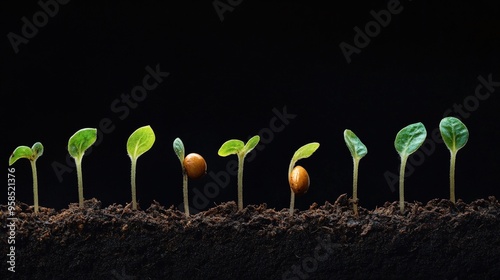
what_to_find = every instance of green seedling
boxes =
[394,122,427,214]
[127,125,155,210]
[68,128,97,208]
[439,116,469,203]
[343,129,367,216]
[218,135,260,210]
[8,142,44,214]
[288,142,320,216]
[173,137,207,216]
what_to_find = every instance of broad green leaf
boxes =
[127,125,155,159]
[68,128,97,159]
[173,137,185,163]
[344,129,367,160]
[218,139,244,157]
[292,142,320,162]
[395,122,427,157]
[9,146,32,165]
[243,135,260,154]
[439,117,469,152]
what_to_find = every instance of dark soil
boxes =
[1,194,500,280]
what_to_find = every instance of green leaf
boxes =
[32,142,44,159]
[344,129,367,160]
[292,142,320,162]
[439,117,469,152]
[218,139,245,157]
[243,135,260,154]
[395,122,427,157]
[68,128,97,159]
[127,125,156,160]
[173,137,185,163]
[9,146,32,165]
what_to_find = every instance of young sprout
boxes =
[439,116,469,203]
[394,122,427,214]
[8,142,44,214]
[343,129,367,216]
[68,128,97,208]
[288,142,320,216]
[173,137,207,216]
[127,125,155,210]
[218,135,260,211]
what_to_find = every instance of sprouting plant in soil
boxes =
[127,125,155,210]
[343,129,367,217]
[8,142,44,214]
[439,116,469,203]
[218,135,260,210]
[173,137,207,216]
[68,128,97,208]
[288,142,320,216]
[394,122,427,214]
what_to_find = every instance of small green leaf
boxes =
[173,137,185,163]
[292,142,320,162]
[395,122,427,157]
[68,128,97,159]
[439,117,469,152]
[32,142,44,159]
[218,139,245,157]
[344,129,367,160]
[243,135,260,154]
[127,125,155,160]
[9,146,32,165]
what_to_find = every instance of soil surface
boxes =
[1,194,500,280]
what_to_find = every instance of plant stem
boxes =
[449,151,457,203]
[289,191,295,216]
[399,155,408,214]
[183,171,189,216]
[30,160,39,214]
[130,158,138,210]
[237,155,244,211]
[75,157,84,208]
[352,158,360,217]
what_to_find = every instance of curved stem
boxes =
[450,151,457,203]
[183,171,189,216]
[30,160,39,214]
[237,155,244,210]
[399,155,408,214]
[131,158,137,210]
[75,157,84,208]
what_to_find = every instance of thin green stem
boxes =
[399,155,408,214]
[30,160,39,214]
[352,158,360,216]
[75,157,84,208]
[183,171,189,216]
[131,158,137,210]
[289,190,295,216]
[450,151,457,203]
[237,154,244,211]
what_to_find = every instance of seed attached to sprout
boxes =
[183,153,207,179]
[289,165,310,196]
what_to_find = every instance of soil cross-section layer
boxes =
[1,194,499,279]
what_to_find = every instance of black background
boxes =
[3,0,500,213]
